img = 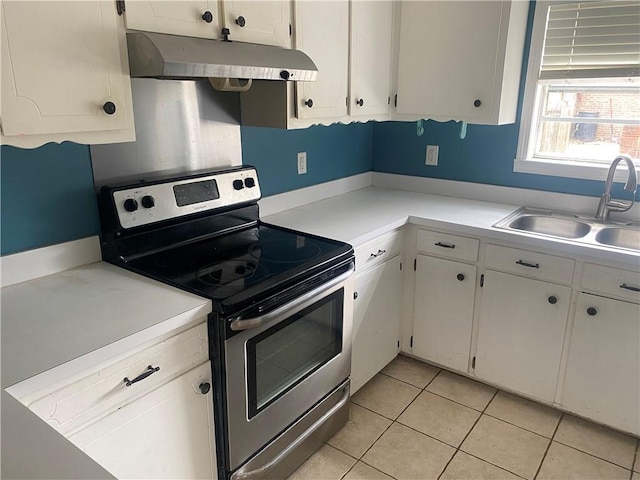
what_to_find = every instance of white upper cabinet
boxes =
[123,1,222,39]
[222,1,290,47]
[294,1,349,119]
[123,0,290,47]
[348,1,393,117]
[395,1,528,125]
[1,0,135,147]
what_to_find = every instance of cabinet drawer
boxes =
[581,263,640,303]
[416,230,479,262]
[355,229,402,272]
[28,322,208,435]
[484,244,575,285]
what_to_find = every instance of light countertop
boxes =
[1,262,211,479]
[1,262,211,389]
[263,187,639,266]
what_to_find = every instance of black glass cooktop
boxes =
[128,223,352,312]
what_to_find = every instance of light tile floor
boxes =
[288,355,640,480]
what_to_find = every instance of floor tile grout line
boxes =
[632,439,639,480]
[390,366,638,468]
[533,412,564,480]
[353,389,636,480]
[388,369,498,414]
[342,400,400,478]
[358,458,400,480]
[337,454,398,480]
[552,437,637,472]
[352,362,639,480]
[437,388,500,480]
[359,371,532,479]
[379,367,442,391]
[480,410,558,441]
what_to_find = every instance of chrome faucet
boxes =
[595,155,638,221]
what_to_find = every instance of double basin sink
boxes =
[494,207,640,252]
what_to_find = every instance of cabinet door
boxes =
[475,271,570,402]
[1,1,133,137]
[413,255,476,372]
[351,256,402,394]
[222,1,290,47]
[294,1,349,119]
[349,1,393,117]
[124,1,221,39]
[562,294,640,436]
[69,362,217,480]
[396,1,525,124]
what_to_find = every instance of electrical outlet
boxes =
[297,152,307,174]
[426,145,439,166]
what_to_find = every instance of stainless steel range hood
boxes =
[127,31,318,82]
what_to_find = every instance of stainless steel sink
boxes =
[595,227,640,250]
[508,215,591,239]
[494,207,640,253]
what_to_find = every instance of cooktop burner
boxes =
[127,223,351,312]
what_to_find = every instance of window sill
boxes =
[514,157,636,183]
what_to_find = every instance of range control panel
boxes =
[110,167,261,229]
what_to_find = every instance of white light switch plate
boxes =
[297,152,307,174]
[426,145,439,166]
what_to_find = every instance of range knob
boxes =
[123,198,138,212]
[141,195,155,209]
[233,179,244,190]
[244,177,255,188]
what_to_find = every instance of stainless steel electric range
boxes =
[98,165,354,480]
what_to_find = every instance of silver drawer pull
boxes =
[516,260,539,269]
[369,249,386,259]
[435,242,455,249]
[620,283,640,292]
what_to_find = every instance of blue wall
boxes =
[0,143,100,256]
[241,122,373,197]
[372,1,638,202]
[0,122,373,255]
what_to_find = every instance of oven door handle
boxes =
[229,263,354,331]
[231,380,350,480]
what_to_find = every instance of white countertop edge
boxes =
[6,303,211,398]
[1,236,102,288]
[406,215,640,267]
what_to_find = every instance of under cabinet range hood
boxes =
[126,31,318,82]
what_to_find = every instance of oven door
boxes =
[224,263,354,472]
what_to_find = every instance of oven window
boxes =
[246,289,344,418]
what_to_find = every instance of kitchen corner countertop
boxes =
[1,262,211,479]
[263,187,640,265]
[1,262,211,390]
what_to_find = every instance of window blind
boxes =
[540,1,640,79]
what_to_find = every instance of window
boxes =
[515,1,640,181]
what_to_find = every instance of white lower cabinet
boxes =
[474,270,570,402]
[69,361,217,479]
[351,254,402,394]
[412,255,476,372]
[562,293,640,436]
